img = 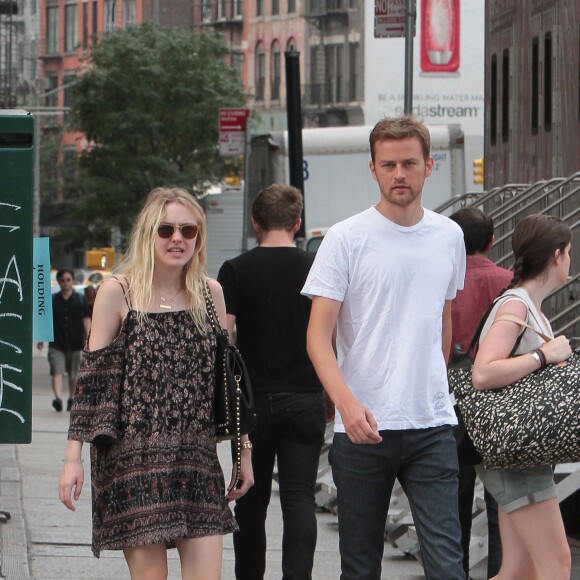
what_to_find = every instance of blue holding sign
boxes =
[33,237,53,342]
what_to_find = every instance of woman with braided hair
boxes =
[471,214,573,579]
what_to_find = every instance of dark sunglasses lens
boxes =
[181,225,198,239]
[158,225,174,238]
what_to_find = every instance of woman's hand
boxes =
[58,460,84,511]
[540,335,572,365]
[226,447,254,502]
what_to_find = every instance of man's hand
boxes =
[339,397,382,444]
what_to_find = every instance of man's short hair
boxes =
[251,183,303,232]
[369,115,431,163]
[56,268,74,282]
[449,207,494,255]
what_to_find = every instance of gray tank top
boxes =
[480,287,553,355]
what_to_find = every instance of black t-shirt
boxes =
[50,291,89,352]
[217,246,322,397]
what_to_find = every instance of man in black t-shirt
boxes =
[218,184,325,580]
[39,269,90,412]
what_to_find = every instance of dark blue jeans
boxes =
[233,392,326,580]
[458,462,502,578]
[330,427,465,580]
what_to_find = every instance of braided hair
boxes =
[497,214,571,298]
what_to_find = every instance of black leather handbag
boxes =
[203,283,257,485]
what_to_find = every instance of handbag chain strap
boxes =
[202,281,243,489]
[202,281,220,331]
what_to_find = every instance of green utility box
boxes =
[0,110,34,443]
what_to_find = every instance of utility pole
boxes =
[404,0,417,115]
[284,48,305,243]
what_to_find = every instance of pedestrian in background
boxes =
[304,115,466,580]
[59,187,253,579]
[472,214,572,580]
[38,268,90,412]
[83,284,97,320]
[449,207,511,578]
[218,184,326,580]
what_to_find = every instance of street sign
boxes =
[219,108,250,156]
[374,0,407,38]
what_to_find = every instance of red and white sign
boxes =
[219,108,250,156]
[374,0,406,38]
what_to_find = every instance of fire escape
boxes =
[301,0,363,127]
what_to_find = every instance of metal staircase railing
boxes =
[435,172,580,339]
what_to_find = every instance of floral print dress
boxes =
[68,309,237,557]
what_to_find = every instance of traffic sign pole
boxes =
[404,0,416,114]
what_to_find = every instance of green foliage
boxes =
[39,128,62,202]
[68,23,245,245]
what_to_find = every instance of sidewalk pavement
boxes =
[0,354,429,580]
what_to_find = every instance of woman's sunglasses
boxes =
[157,223,199,239]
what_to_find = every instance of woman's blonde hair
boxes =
[115,187,208,330]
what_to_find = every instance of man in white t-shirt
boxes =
[302,115,466,580]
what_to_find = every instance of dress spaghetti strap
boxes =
[110,275,132,310]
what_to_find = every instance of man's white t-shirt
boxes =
[302,206,466,432]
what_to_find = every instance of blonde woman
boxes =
[59,187,253,580]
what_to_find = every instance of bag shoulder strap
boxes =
[202,281,221,332]
[493,314,551,342]
[463,292,530,359]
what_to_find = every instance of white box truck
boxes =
[205,124,465,276]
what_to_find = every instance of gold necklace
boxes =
[159,288,182,310]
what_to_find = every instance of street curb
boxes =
[0,444,34,580]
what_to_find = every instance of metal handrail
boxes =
[492,189,580,259]
[444,174,580,338]
[433,192,482,214]
[491,175,580,228]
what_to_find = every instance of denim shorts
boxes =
[475,463,556,513]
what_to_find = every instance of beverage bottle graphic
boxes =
[421,0,460,72]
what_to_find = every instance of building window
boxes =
[233,51,244,76]
[349,43,358,101]
[104,0,116,32]
[124,0,136,26]
[271,42,281,100]
[65,3,78,53]
[234,0,242,18]
[202,0,212,22]
[309,45,320,104]
[531,37,539,135]
[544,32,552,132]
[45,75,59,107]
[218,0,226,19]
[92,1,98,37]
[490,54,497,146]
[501,49,509,143]
[257,0,263,16]
[325,44,343,104]
[272,0,279,15]
[255,44,265,101]
[82,1,88,48]
[288,0,295,13]
[63,72,76,108]
[46,6,59,54]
